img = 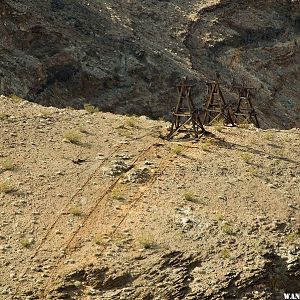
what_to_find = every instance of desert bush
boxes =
[138,234,156,249]
[219,249,230,258]
[111,188,126,201]
[241,153,252,164]
[84,103,99,114]
[63,130,82,144]
[285,232,299,244]
[69,206,83,216]
[247,166,258,175]
[221,224,234,235]
[125,116,138,128]
[183,191,196,202]
[239,120,250,129]
[0,182,15,194]
[0,158,15,171]
[10,94,23,104]
[20,238,31,248]
[0,113,9,120]
[201,138,214,151]
[172,145,183,155]
[93,235,104,246]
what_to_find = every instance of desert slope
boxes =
[0,96,299,299]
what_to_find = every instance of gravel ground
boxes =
[0,96,299,299]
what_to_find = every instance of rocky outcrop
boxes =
[0,0,299,128]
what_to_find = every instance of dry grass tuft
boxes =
[219,249,230,258]
[84,103,99,114]
[138,234,156,249]
[221,224,235,235]
[125,116,138,128]
[10,94,23,104]
[0,158,15,171]
[241,153,252,164]
[172,145,183,155]
[69,206,83,216]
[0,182,15,194]
[63,130,82,144]
[20,238,31,248]
[183,191,196,202]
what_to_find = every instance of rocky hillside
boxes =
[0,0,299,128]
[0,96,300,299]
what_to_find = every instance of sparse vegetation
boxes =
[69,206,83,217]
[239,121,250,129]
[0,157,15,171]
[20,238,31,248]
[219,249,230,258]
[10,94,23,104]
[93,235,104,246]
[215,125,222,133]
[264,131,274,140]
[116,125,132,137]
[216,213,225,221]
[172,145,183,155]
[84,103,99,114]
[285,232,299,244]
[40,110,52,117]
[212,118,223,132]
[125,116,138,128]
[63,130,82,144]
[138,234,156,249]
[201,143,210,152]
[241,153,252,164]
[0,1,299,297]
[0,182,15,194]
[212,118,224,126]
[201,138,214,151]
[183,190,196,202]
[221,224,235,235]
[111,188,126,201]
[247,166,258,175]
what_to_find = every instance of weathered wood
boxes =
[233,86,260,128]
[203,81,235,126]
[168,80,206,140]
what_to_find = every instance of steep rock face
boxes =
[0,0,299,128]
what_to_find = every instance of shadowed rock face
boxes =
[0,0,299,128]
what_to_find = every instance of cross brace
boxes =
[203,81,235,126]
[233,86,260,128]
[168,82,206,139]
